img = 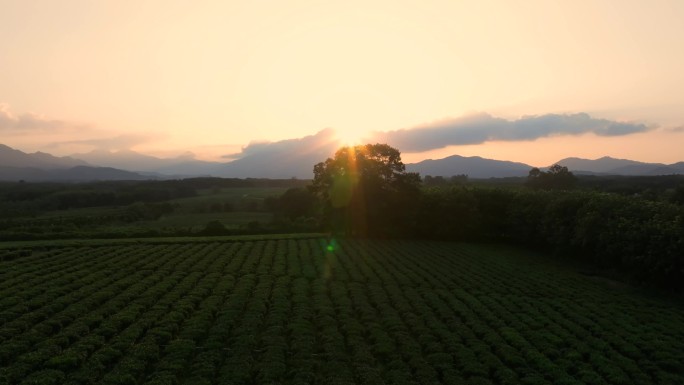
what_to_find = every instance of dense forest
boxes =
[274,144,684,290]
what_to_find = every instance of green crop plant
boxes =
[0,238,683,384]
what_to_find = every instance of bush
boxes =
[199,220,230,236]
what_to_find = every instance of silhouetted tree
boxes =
[526,165,577,190]
[311,144,421,237]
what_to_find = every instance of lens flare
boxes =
[335,129,367,147]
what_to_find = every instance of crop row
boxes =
[1,239,683,384]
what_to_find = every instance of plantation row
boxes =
[1,238,683,384]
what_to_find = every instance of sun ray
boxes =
[335,129,368,147]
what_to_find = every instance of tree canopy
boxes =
[311,144,421,236]
[526,164,577,190]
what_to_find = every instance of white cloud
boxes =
[371,112,653,153]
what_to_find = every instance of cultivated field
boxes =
[1,238,683,385]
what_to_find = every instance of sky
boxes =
[1,0,683,166]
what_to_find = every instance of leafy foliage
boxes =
[1,239,683,384]
[526,165,578,190]
[413,187,684,288]
[311,144,421,237]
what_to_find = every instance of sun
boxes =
[335,128,368,147]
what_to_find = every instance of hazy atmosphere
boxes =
[3,2,684,384]
[2,0,684,166]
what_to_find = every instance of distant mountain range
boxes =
[0,166,149,182]
[0,144,87,169]
[1,142,682,181]
[555,156,684,176]
[0,144,150,181]
[67,129,340,179]
[407,155,533,178]
[70,149,224,177]
[410,155,684,178]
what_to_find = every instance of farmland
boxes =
[1,237,683,385]
[0,184,291,240]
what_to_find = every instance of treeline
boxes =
[0,181,193,216]
[412,187,684,289]
[421,173,684,205]
[0,178,308,216]
[270,185,684,289]
[577,174,684,204]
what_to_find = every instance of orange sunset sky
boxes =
[1,0,683,166]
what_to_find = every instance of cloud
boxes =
[221,141,273,160]
[0,103,69,132]
[667,125,684,133]
[370,112,652,153]
[216,128,340,178]
[222,128,338,161]
[49,134,160,151]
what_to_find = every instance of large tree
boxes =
[311,144,421,237]
[526,164,577,190]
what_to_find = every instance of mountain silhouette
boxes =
[407,155,533,178]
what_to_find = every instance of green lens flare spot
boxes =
[326,245,334,252]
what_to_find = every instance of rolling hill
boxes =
[0,144,88,169]
[0,165,150,182]
[70,149,224,177]
[555,156,684,175]
[406,155,533,178]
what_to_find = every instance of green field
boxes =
[1,238,683,385]
[1,186,289,240]
[128,187,287,232]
